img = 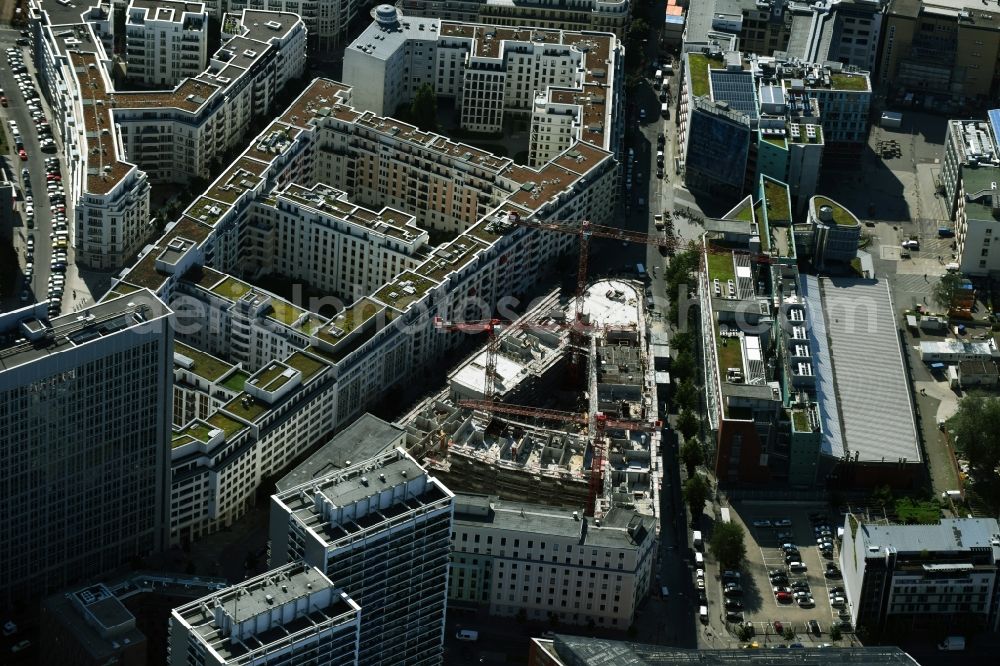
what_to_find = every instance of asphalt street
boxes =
[0,25,66,311]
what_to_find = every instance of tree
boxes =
[672,351,695,382]
[683,474,710,521]
[671,329,694,355]
[709,522,747,571]
[950,396,1000,479]
[677,409,699,443]
[628,18,650,43]
[680,437,704,479]
[410,83,438,132]
[932,272,964,310]
[675,379,698,412]
[830,625,843,641]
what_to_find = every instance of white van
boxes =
[699,606,709,623]
[693,530,703,549]
[695,552,704,566]
[456,629,479,641]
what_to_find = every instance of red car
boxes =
[18,149,27,161]
[773,620,784,634]
[776,592,793,603]
[46,174,61,182]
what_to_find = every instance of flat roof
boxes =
[0,290,169,373]
[275,414,405,491]
[805,277,921,464]
[582,279,641,327]
[275,449,453,548]
[855,517,1000,559]
[454,494,654,549]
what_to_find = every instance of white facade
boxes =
[30,2,305,269]
[168,562,361,665]
[126,0,209,87]
[449,495,656,629]
[343,10,622,157]
[270,448,455,666]
[228,0,364,50]
[955,170,1000,275]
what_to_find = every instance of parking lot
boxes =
[718,503,852,644]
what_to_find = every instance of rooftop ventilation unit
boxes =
[265,20,282,30]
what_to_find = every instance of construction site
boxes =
[401,271,665,523]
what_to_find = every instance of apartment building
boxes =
[270,448,455,665]
[250,182,430,300]
[343,9,624,162]
[954,166,1000,275]
[840,516,1000,635]
[227,0,361,51]
[126,0,209,87]
[398,0,631,37]
[168,562,362,665]
[449,494,656,629]
[0,291,173,607]
[877,0,1000,99]
[29,2,305,268]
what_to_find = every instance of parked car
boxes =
[772,621,783,634]
[774,519,792,527]
[752,520,772,528]
[773,586,791,595]
[726,611,743,623]
[809,620,821,635]
[725,599,743,611]
[797,597,815,608]
[776,592,793,603]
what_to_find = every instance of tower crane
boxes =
[433,316,565,402]
[458,399,662,516]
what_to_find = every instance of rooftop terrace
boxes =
[174,341,233,382]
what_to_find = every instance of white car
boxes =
[752,520,772,528]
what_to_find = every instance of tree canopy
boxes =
[683,474,710,521]
[709,522,747,571]
[410,84,438,132]
[949,396,1000,505]
[932,272,964,310]
[676,409,699,443]
[680,437,704,479]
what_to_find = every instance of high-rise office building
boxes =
[270,447,455,665]
[0,290,174,607]
[168,562,361,665]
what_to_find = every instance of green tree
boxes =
[677,409,699,443]
[932,272,964,310]
[683,474,710,522]
[628,18,650,43]
[671,329,693,355]
[410,83,438,132]
[830,625,843,641]
[950,396,1000,478]
[672,351,695,382]
[675,379,698,412]
[680,437,704,479]
[709,521,747,571]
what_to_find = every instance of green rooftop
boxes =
[174,342,233,382]
[762,135,787,148]
[813,196,858,226]
[221,370,249,393]
[285,351,327,381]
[688,53,720,98]
[313,297,383,346]
[207,412,247,439]
[211,276,253,300]
[188,197,230,226]
[725,196,754,222]
[959,168,1000,221]
[791,409,809,432]
[373,272,438,311]
[251,362,294,393]
[706,252,736,285]
[715,322,744,380]
[223,393,269,422]
[762,179,791,224]
[788,123,823,144]
[267,300,306,327]
[172,420,215,448]
[829,73,869,92]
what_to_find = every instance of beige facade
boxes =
[450,495,656,629]
[878,0,1000,98]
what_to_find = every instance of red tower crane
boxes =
[458,399,662,515]
[433,316,565,401]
